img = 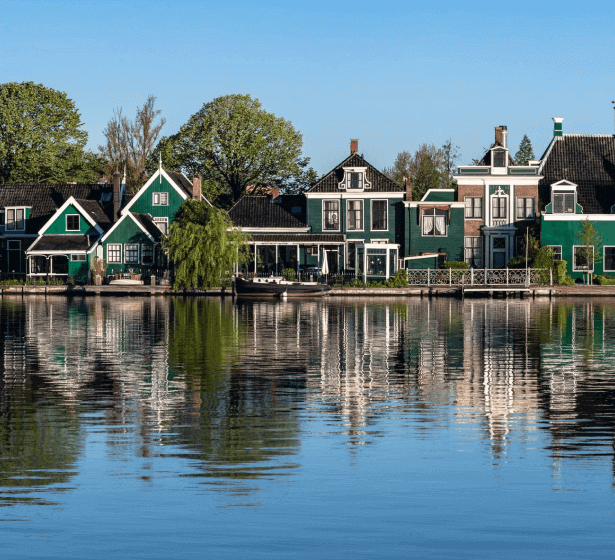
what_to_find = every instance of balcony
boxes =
[491,219,508,227]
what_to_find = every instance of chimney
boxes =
[192,175,202,201]
[350,139,359,154]
[495,126,507,146]
[553,117,564,137]
[112,168,121,222]
[404,176,412,201]
[270,186,279,200]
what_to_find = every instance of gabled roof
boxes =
[0,184,114,234]
[100,211,160,243]
[76,199,114,230]
[131,213,163,242]
[229,196,309,229]
[38,196,106,236]
[122,168,189,215]
[165,171,193,197]
[307,153,403,193]
[538,135,615,214]
[477,142,517,166]
[28,235,94,253]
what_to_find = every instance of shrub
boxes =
[595,274,615,285]
[554,260,575,286]
[443,261,469,270]
[281,268,297,281]
[385,269,409,288]
[507,255,528,269]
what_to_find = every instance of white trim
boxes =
[420,189,456,201]
[70,253,87,262]
[543,214,615,221]
[464,196,483,219]
[322,199,341,232]
[370,199,388,231]
[124,243,140,265]
[573,245,594,272]
[338,167,371,191]
[545,245,562,261]
[38,197,104,236]
[152,191,169,206]
[405,201,465,208]
[65,213,81,232]
[152,216,169,235]
[604,246,615,272]
[238,227,311,233]
[304,192,403,199]
[455,177,541,186]
[5,207,28,232]
[107,243,122,264]
[28,250,82,255]
[122,168,189,215]
[346,199,364,232]
[550,179,577,190]
[100,212,156,243]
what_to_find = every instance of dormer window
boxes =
[339,168,371,190]
[6,208,25,231]
[493,150,506,167]
[553,192,575,213]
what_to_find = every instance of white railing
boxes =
[491,219,508,227]
[406,268,551,286]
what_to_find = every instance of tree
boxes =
[382,150,412,187]
[164,200,250,290]
[173,94,306,204]
[99,95,166,193]
[440,139,461,189]
[0,82,101,183]
[515,134,535,166]
[576,218,602,283]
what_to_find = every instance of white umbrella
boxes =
[321,250,329,276]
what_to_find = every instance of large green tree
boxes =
[167,94,312,204]
[0,82,103,183]
[515,134,535,166]
[165,200,250,290]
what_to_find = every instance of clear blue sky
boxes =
[3,0,615,175]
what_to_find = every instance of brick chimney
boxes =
[112,168,121,222]
[553,117,564,137]
[495,126,507,147]
[350,139,359,154]
[404,176,412,201]
[192,175,202,200]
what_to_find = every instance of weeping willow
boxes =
[165,200,250,290]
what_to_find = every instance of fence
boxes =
[406,268,551,286]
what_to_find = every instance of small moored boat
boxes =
[235,276,331,297]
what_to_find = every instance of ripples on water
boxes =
[1,296,615,558]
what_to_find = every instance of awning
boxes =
[249,234,345,243]
[27,235,95,253]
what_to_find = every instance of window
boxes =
[153,192,169,206]
[371,200,387,231]
[366,248,387,276]
[349,172,363,189]
[553,192,575,213]
[142,245,154,265]
[71,254,86,262]
[492,197,507,219]
[153,217,168,234]
[347,200,363,230]
[125,244,139,264]
[493,151,506,167]
[66,214,80,231]
[464,237,483,268]
[465,197,482,219]
[107,244,122,263]
[6,208,25,231]
[516,197,535,219]
[547,245,563,261]
[7,240,20,251]
[422,208,447,237]
[573,246,593,271]
[323,201,339,230]
[604,247,615,271]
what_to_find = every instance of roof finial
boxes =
[159,151,162,184]
[122,163,127,184]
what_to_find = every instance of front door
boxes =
[492,237,507,268]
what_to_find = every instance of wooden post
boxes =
[427,269,430,286]
[449,267,452,286]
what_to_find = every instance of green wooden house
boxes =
[303,140,405,280]
[539,119,615,280]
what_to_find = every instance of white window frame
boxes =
[153,217,168,234]
[422,208,447,237]
[322,200,340,231]
[573,245,594,272]
[491,196,507,219]
[141,244,154,265]
[124,243,140,265]
[604,246,615,272]
[71,254,87,262]
[153,192,169,206]
[107,243,122,263]
[371,200,388,231]
[546,245,562,261]
[553,192,575,214]
[338,167,371,191]
[6,208,26,231]
[65,214,81,232]
[464,237,483,268]
[346,200,364,231]
[515,197,535,220]
[464,197,482,219]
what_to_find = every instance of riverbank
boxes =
[2,284,615,297]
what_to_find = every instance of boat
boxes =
[235,276,332,297]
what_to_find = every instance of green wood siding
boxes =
[423,191,455,202]
[45,204,97,235]
[408,206,464,264]
[129,175,186,222]
[102,216,154,275]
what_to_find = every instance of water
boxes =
[1,296,615,558]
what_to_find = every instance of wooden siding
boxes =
[128,175,185,221]
[408,206,465,263]
[45,204,98,235]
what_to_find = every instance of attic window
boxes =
[101,193,112,202]
[349,172,363,189]
[553,192,575,213]
[493,151,506,167]
[339,167,371,190]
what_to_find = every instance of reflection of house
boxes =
[455,126,541,268]
[539,118,615,279]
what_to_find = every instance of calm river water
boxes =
[1,295,615,558]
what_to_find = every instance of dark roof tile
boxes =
[28,234,93,252]
[229,196,308,229]
[131,213,163,241]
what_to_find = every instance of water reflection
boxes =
[3,296,615,510]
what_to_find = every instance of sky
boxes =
[3,0,615,176]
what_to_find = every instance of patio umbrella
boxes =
[321,250,329,276]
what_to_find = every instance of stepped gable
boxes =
[131,213,164,241]
[477,141,517,166]
[0,183,114,233]
[229,195,308,228]
[307,153,403,193]
[539,135,615,214]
